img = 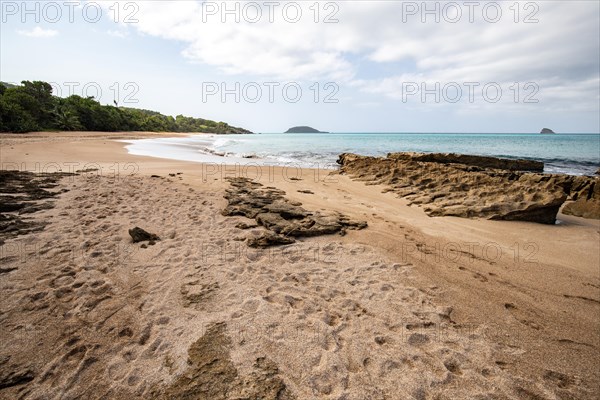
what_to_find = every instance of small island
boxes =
[540,128,555,134]
[285,126,328,133]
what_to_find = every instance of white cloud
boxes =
[17,26,58,38]
[101,1,599,113]
[107,30,129,38]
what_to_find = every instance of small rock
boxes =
[374,336,386,345]
[407,333,430,346]
[129,227,160,243]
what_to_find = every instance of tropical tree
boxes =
[53,102,82,131]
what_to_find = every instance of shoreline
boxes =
[6,131,597,176]
[121,132,600,176]
[1,131,599,398]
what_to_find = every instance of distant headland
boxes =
[540,128,555,134]
[285,126,328,133]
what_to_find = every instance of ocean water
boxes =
[123,133,600,176]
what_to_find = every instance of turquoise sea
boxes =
[124,133,600,176]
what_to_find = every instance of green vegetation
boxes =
[0,81,252,134]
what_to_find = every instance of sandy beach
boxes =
[1,132,598,399]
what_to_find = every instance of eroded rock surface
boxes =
[337,152,599,223]
[222,177,367,246]
[561,176,600,219]
[0,356,34,390]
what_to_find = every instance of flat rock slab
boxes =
[222,177,367,247]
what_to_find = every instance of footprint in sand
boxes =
[503,303,542,330]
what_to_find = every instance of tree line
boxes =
[0,81,252,134]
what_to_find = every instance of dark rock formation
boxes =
[337,152,599,223]
[540,128,555,134]
[0,170,75,246]
[128,227,160,243]
[222,177,367,247]
[386,152,544,172]
[284,126,327,133]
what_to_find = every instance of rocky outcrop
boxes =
[337,152,600,223]
[222,178,367,247]
[540,128,555,134]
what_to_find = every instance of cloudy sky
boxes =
[1,1,599,132]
